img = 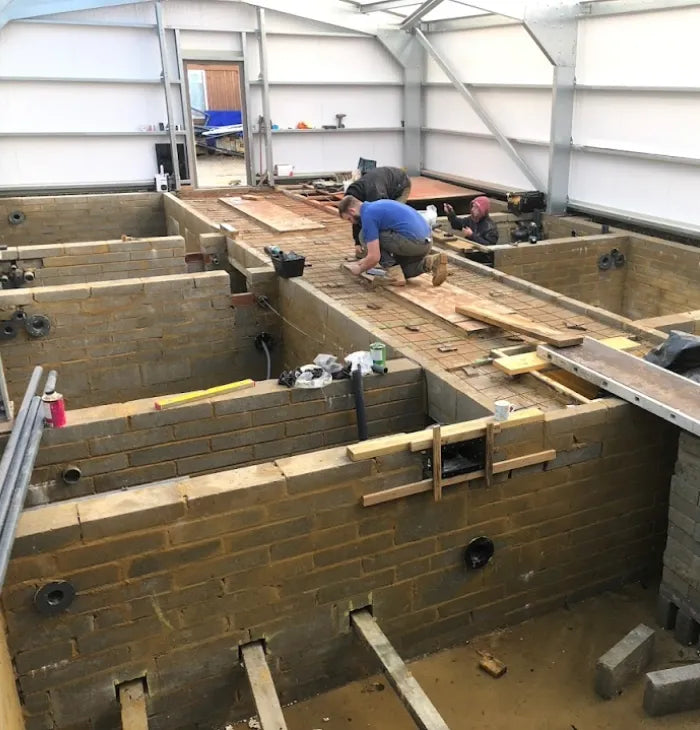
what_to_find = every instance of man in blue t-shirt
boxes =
[338,196,447,287]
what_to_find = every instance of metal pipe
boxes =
[0,397,46,589]
[257,7,275,185]
[261,340,272,380]
[155,0,181,189]
[0,366,42,493]
[351,368,368,441]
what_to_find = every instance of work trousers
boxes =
[361,229,431,280]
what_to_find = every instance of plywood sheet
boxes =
[391,275,504,333]
[220,198,325,232]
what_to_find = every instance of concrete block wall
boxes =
[163,193,219,254]
[623,235,700,320]
[660,432,700,623]
[494,236,630,316]
[25,359,426,504]
[0,194,165,246]
[0,237,186,287]
[0,271,252,408]
[1,400,677,730]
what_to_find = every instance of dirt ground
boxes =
[195,155,248,187]
[241,583,700,729]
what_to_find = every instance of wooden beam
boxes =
[484,422,497,488]
[432,424,442,502]
[351,609,451,730]
[455,302,583,347]
[241,641,288,730]
[119,680,148,730]
[347,432,410,461]
[362,479,433,507]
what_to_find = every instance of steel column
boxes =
[257,7,274,186]
[174,28,196,187]
[241,31,256,187]
[522,1,578,213]
[414,28,544,190]
[378,30,424,175]
[155,0,181,189]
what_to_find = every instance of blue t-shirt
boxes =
[360,200,430,243]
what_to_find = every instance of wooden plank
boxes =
[220,198,325,232]
[347,433,410,461]
[241,641,289,730]
[390,275,495,333]
[408,175,481,201]
[119,680,148,730]
[493,336,641,377]
[362,479,432,507]
[530,371,591,404]
[408,407,543,452]
[484,422,496,488]
[492,449,555,474]
[493,351,549,376]
[432,424,442,502]
[545,368,600,400]
[455,301,583,348]
[351,609,451,730]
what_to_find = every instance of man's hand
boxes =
[444,203,455,216]
[462,227,473,238]
[355,244,365,260]
[347,262,363,276]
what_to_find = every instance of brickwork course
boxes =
[0,236,187,287]
[495,233,700,321]
[659,432,700,627]
[182,191,663,414]
[1,400,677,730]
[23,359,426,504]
[0,193,165,245]
[0,271,251,407]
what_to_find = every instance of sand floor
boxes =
[239,583,700,730]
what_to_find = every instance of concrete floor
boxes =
[195,154,248,187]
[239,583,700,729]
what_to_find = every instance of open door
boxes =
[184,62,249,187]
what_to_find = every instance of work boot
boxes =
[424,252,448,287]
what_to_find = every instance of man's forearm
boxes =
[447,212,467,231]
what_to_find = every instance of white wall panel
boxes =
[0,82,172,132]
[0,138,164,186]
[0,23,160,77]
[569,151,700,231]
[247,86,402,130]
[38,3,157,24]
[573,90,700,158]
[424,27,552,85]
[425,86,551,141]
[577,8,700,87]
[179,30,242,53]
[265,131,403,175]
[262,36,401,83]
[424,131,546,190]
[164,1,256,30]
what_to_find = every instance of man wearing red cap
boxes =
[444,196,499,246]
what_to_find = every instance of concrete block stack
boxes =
[658,432,700,645]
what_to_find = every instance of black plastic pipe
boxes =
[351,367,368,442]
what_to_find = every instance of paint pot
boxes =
[42,391,66,428]
[493,399,514,422]
[369,342,386,368]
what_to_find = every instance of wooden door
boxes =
[188,64,241,110]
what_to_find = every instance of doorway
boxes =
[184,61,249,187]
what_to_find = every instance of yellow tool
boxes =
[154,379,255,410]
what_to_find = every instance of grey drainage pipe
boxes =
[351,367,368,441]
